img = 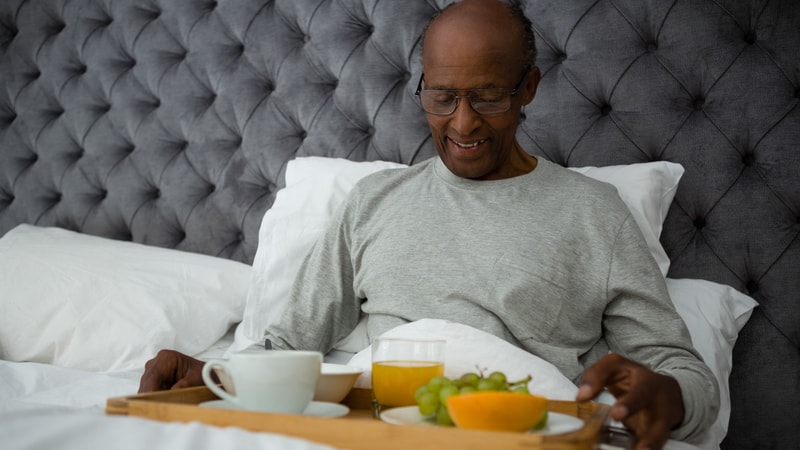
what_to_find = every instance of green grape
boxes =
[458,372,480,387]
[436,403,454,426]
[438,384,459,403]
[426,375,451,395]
[417,391,439,416]
[477,378,503,391]
[511,385,529,394]
[531,409,548,430]
[459,385,477,395]
[487,371,507,386]
[414,385,429,404]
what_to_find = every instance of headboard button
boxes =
[693,217,706,229]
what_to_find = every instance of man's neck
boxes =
[496,142,537,179]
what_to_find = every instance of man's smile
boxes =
[448,137,488,154]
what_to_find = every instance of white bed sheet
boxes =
[1,327,702,450]
[0,330,335,450]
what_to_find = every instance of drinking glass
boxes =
[371,337,445,418]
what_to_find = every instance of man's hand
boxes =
[138,349,207,393]
[576,353,684,450]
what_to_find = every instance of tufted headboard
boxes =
[1,1,797,448]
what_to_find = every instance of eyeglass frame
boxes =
[414,68,531,116]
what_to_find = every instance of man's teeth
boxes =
[453,139,486,148]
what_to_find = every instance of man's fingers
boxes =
[630,417,672,450]
[575,384,600,402]
[138,363,164,393]
[137,375,154,394]
[610,402,630,421]
[171,377,194,390]
[138,350,181,393]
[635,432,670,450]
[610,381,651,420]
[577,353,628,401]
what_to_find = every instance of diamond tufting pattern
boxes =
[0,1,798,448]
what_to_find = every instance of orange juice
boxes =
[372,360,445,407]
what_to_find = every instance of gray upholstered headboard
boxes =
[1,1,797,448]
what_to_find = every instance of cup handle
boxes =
[201,359,237,404]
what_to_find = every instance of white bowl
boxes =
[314,363,364,403]
[214,362,363,404]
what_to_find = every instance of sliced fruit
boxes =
[446,391,548,432]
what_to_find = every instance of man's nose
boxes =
[449,97,481,136]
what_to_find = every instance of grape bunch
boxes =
[413,370,532,426]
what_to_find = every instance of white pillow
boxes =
[666,278,758,449]
[234,157,683,353]
[232,157,408,352]
[0,225,250,372]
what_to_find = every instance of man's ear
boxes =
[521,66,541,106]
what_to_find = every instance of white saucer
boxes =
[199,399,349,418]
[380,406,583,435]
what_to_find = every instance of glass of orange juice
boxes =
[371,337,445,418]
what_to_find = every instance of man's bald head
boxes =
[422,0,537,72]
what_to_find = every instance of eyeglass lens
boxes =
[420,90,511,115]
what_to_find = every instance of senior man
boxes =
[140,1,719,448]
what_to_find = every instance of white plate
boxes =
[380,406,583,435]
[199,400,349,418]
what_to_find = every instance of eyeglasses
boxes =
[414,69,530,116]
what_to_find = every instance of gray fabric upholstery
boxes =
[0,1,797,447]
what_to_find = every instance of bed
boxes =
[0,1,797,449]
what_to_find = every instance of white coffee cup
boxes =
[201,350,322,413]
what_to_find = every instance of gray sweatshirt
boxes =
[266,156,719,441]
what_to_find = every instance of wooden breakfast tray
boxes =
[107,387,610,450]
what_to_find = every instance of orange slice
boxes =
[446,391,548,432]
